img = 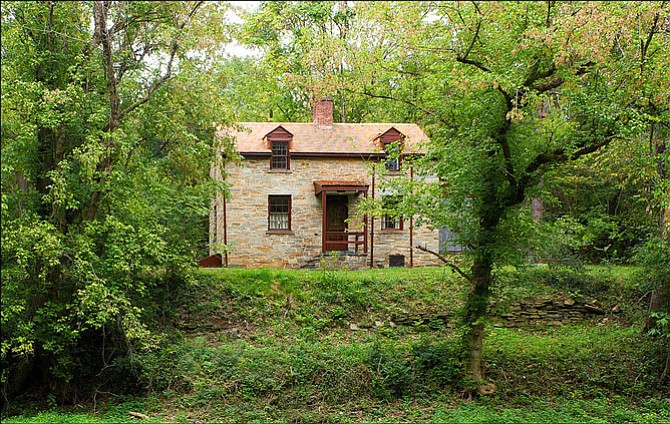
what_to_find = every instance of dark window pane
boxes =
[271,142,289,169]
[269,195,291,230]
[271,156,287,169]
[382,196,402,230]
[385,158,399,171]
[382,214,401,230]
[384,143,400,171]
[272,143,287,155]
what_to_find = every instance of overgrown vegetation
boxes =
[2,0,668,421]
[1,0,232,403]
[5,266,667,422]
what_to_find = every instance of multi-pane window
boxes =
[268,195,291,230]
[384,142,400,172]
[271,141,289,170]
[385,156,399,172]
[381,196,403,230]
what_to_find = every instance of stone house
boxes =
[209,98,446,269]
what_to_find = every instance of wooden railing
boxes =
[325,231,366,253]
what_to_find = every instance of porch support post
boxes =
[409,166,414,268]
[321,192,327,253]
[363,190,368,253]
[223,195,228,267]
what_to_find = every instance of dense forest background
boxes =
[1,0,668,414]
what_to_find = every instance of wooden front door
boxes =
[326,195,348,251]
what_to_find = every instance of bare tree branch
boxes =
[531,76,564,93]
[496,125,518,190]
[529,60,594,93]
[545,0,554,27]
[354,89,455,128]
[640,2,665,71]
[461,17,482,62]
[523,63,556,88]
[415,244,472,282]
[455,56,491,73]
[508,134,616,207]
[117,1,204,122]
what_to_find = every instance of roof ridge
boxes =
[235,122,421,126]
[220,121,429,155]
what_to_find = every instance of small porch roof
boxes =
[314,180,369,195]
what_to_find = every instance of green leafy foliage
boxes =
[3,266,668,421]
[1,0,232,402]
[634,237,670,295]
[295,0,670,384]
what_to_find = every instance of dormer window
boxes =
[265,125,293,170]
[378,127,405,172]
[384,143,400,172]
[271,141,289,169]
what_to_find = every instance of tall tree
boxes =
[342,1,669,393]
[240,0,422,123]
[1,0,231,402]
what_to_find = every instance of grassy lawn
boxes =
[6,396,669,423]
[4,265,669,423]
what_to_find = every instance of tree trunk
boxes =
[644,285,668,334]
[644,124,668,333]
[461,171,502,394]
[85,1,120,222]
[464,250,493,383]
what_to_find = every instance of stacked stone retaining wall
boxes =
[351,296,610,330]
[493,296,606,327]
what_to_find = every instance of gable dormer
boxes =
[264,125,293,170]
[378,127,405,146]
[375,127,405,172]
[263,125,293,147]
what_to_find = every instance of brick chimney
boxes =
[312,97,333,129]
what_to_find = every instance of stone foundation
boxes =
[301,252,370,270]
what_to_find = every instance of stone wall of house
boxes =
[370,218,440,268]
[212,157,442,269]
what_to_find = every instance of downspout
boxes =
[370,171,375,268]
[409,166,414,268]
[221,157,229,267]
[216,155,229,268]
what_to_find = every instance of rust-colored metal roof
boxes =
[217,122,429,155]
[314,180,369,195]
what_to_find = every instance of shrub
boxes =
[367,342,415,399]
[412,339,464,387]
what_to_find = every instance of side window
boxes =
[381,196,403,230]
[268,195,291,230]
[271,141,289,170]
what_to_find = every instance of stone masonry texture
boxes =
[210,156,442,269]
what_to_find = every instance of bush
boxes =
[368,342,414,398]
[412,339,464,387]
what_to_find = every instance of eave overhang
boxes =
[314,180,369,196]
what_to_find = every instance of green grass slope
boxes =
[4,266,669,423]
